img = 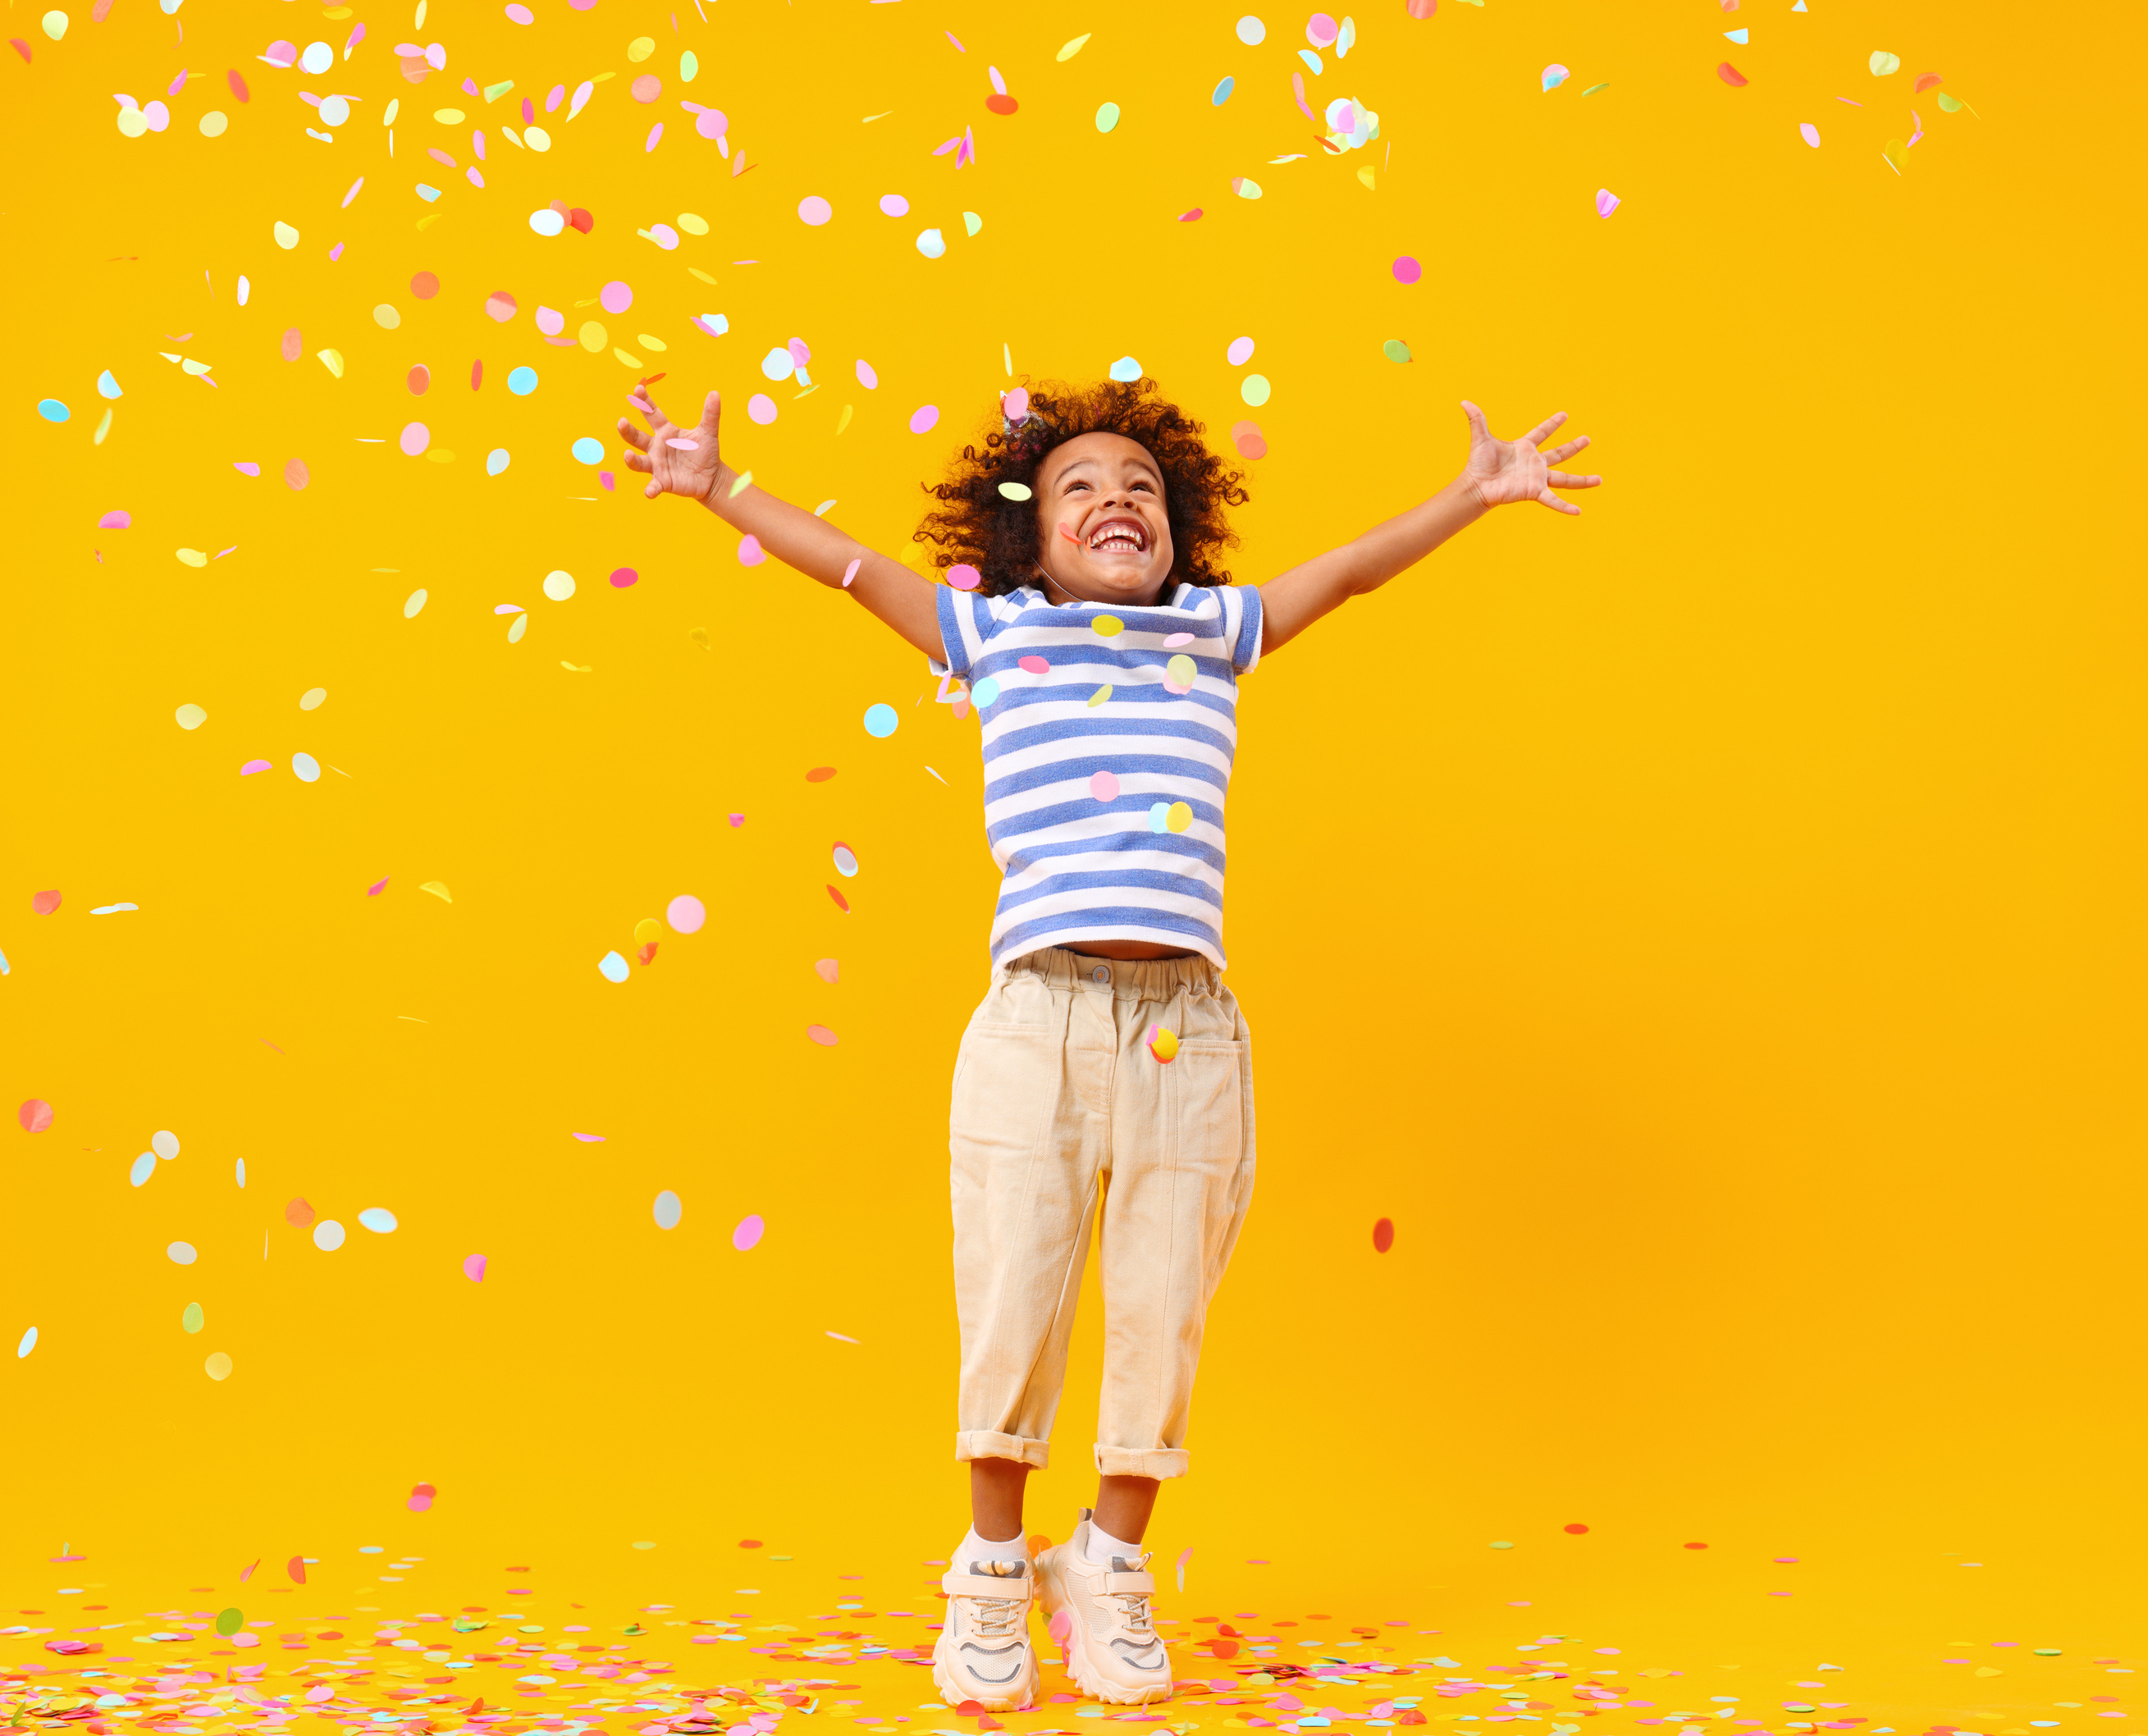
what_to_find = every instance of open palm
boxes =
[619,388,724,504]
[1459,401,1601,515]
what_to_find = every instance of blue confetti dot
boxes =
[1149,801,1171,833]
[129,1151,157,1188]
[506,366,539,396]
[862,702,899,738]
[570,436,604,465]
[597,949,629,982]
[97,370,123,400]
[486,448,511,475]
[36,398,70,423]
[971,675,1002,708]
[652,1190,682,1230]
[1213,75,1235,105]
[1108,356,1143,382]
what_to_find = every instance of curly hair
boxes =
[915,377,1250,596]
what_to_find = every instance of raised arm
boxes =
[1258,401,1601,655]
[619,387,944,660]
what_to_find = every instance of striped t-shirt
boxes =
[930,581,1264,970]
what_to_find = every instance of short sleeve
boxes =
[930,587,989,679]
[1227,584,1264,674]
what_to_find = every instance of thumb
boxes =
[702,391,724,432]
[1460,400,1491,443]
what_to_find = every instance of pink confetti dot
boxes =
[599,279,633,313]
[462,1253,487,1282]
[1596,187,1621,218]
[908,404,940,434]
[1019,655,1049,674]
[733,1213,766,1250]
[695,107,726,138]
[504,2,532,21]
[1090,770,1120,802]
[806,1024,838,1047]
[1392,256,1422,284]
[630,73,660,103]
[240,758,273,775]
[609,566,638,586]
[947,563,981,591]
[98,508,133,528]
[878,193,910,216]
[738,533,766,565]
[667,893,706,934]
[798,194,833,226]
[856,359,879,389]
[644,121,663,152]
[1306,11,1339,48]
[399,421,431,456]
[484,290,518,322]
[747,393,777,424]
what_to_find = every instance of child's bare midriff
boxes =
[1065,940,1197,961]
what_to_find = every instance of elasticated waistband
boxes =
[1003,944,1223,998]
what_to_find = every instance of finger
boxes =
[1546,471,1602,489]
[634,392,668,427]
[1536,489,1582,515]
[616,417,652,453]
[624,450,654,473]
[1460,400,1492,443]
[701,391,724,435]
[1543,435,1591,464]
[1521,411,1569,447]
[645,479,661,500]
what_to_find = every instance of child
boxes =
[619,377,1598,1711]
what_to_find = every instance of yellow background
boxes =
[3,0,2141,1686]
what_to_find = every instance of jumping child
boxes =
[619,377,1598,1711]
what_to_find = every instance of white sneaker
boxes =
[932,1557,1040,1712]
[1034,1510,1173,1705]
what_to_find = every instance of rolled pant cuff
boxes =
[1094,1444,1190,1480]
[956,1429,1051,1469]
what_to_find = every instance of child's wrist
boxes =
[702,462,738,514]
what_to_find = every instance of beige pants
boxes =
[949,947,1257,1481]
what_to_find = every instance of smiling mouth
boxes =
[1085,517,1149,555]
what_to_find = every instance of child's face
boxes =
[1031,432,1175,605]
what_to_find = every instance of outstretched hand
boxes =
[619,388,724,505]
[1459,401,1601,515]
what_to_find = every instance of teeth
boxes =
[1088,521,1143,550]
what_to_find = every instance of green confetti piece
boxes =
[484,79,514,103]
[1382,339,1412,363]
[1581,82,1609,96]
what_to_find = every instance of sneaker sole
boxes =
[930,1653,1039,1714]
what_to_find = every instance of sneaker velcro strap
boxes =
[1100,1570,1154,1595]
[941,1569,1032,1600]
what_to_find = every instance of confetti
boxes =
[653,1189,683,1229]
[863,702,900,736]
[733,1212,766,1248]
[17,1099,54,1132]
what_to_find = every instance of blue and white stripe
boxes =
[932,582,1264,969]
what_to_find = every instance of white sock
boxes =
[1084,1518,1143,1566]
[955,1525,1026,1570]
